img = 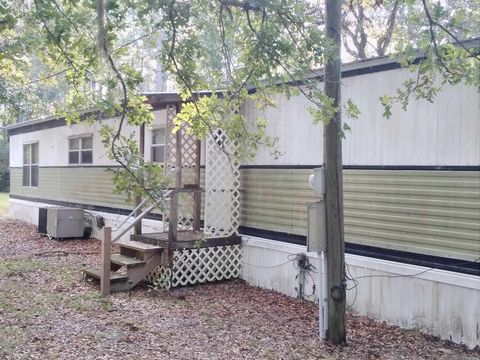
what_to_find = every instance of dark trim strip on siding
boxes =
[10,165,480,172]
[239,226,480,276]
[344,165,480,171]
[346,243,480,277]
[240,165,480,171]
[9,194,163,221]
[38,165,121,169]
[239,226,306,245]
[10,165,122,169]
[240,165,321,170]
[10,165,480,171]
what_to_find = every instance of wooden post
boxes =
[168,103,182,243]
[193,139,202,231]
[134,124,145,235]
[175,103,183,189]
[169,193,178,242]
[101,226,112,296]
[324,0,346,344]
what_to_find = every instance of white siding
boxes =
[243,68,479,166]
[242,92,323,166]
[342,69,480,166]
[9,109,168,168]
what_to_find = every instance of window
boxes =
[23,143,38,187]
[151,128,166,163]
[69,135,93,164]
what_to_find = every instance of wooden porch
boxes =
[131,231,242,249]
[84,101,242,294]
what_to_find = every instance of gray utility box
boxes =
[46,207,84,239]
[307,201,327,252]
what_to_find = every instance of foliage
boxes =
[380,0,479,118]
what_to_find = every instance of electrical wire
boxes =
[344,257,480,308]
[242,259,292,269]
[290,253,317,299]
[345,262,359,308]
[350,257,480,281]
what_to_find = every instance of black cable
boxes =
[351,257,480,281]
[344,257,480,308]
[290,253,317,299]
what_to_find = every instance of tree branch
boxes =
[376,0,399,56]
[421,0,477,56]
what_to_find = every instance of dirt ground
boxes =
[0,219,478,360]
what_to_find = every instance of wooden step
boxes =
[83,267,128,283]
[119,240,162,260]
[118,240,162,252]
[110,254,145,267]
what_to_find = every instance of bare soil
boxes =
[0,219,478,360]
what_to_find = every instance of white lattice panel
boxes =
[181,134,199,186]
[146,266,172,290]
[146,245,242,289]
[163,104,200,231]
[165,105,199,186]
[165,105,179,173]
[204,129,240,237]
[163,192,195,231]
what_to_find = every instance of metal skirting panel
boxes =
[240,169,480,262]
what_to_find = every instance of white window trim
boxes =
[23,142,38,187]
[151,127,166,164]
[68,134,93,165]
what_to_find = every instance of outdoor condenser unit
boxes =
[38,207,49,234]
[45,207,85,239]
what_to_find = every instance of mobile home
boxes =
[6,55,480,348]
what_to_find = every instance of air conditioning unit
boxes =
[43,207,85,239]
[38,207,49,234]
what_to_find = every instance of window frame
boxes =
[23,142,39,187]
[151,127,166,164]
[68,134,93,165]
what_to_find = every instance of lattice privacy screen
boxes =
[204,129,240,238]
[163,192,196,231]
[146,245,242,289]
[164,105,199,186]
[163,104,200,231]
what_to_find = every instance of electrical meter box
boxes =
[307,201,326,252]
[308,167,325,196]
[46,207,85,239]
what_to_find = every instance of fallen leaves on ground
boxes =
[0,219,478,360]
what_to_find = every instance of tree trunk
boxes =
[324,0,346,345]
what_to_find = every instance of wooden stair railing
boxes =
[84,226,166,294]
[84,189,172,296]
[84,186,204,295]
